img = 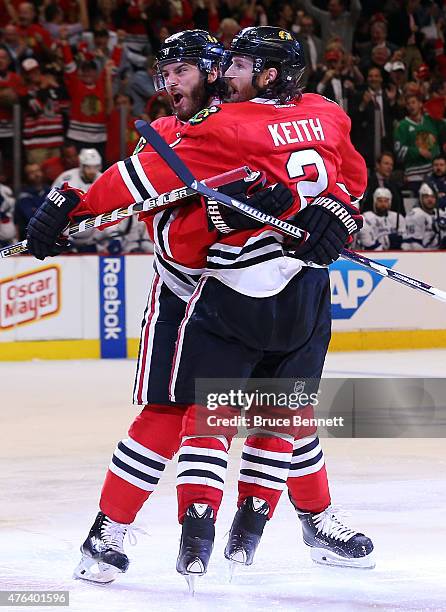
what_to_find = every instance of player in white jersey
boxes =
[0,183,16,247]
[53,148,103,252]
[356,187,405,250]
[52,148,102,191]
[402,183,446,250]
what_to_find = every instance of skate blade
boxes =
[225,549,247,583]
[184,574,196,595]
[310,548,376,569]
[73,554,123,583]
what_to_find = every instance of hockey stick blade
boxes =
[341,248,446,302]
[134,120,305,241]
[0,167,251,259]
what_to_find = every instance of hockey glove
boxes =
[290,194,363,266]
[388,233,403,250]
[27,184,83,260]
[206,172,293,233]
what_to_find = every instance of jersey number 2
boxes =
[286,149,328,206]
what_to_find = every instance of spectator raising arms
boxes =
[303,0,362,52]
[60,26,122,159]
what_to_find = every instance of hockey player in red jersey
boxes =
[26,27,375,584]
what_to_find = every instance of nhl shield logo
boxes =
[293,380,305,395]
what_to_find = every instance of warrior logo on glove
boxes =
[312,196,359,235]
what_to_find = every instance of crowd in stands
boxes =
[1,0,446,254]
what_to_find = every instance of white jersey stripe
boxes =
[169,277,208,401]
[131,155,158,198]
[133,273,162,404]
[118,159,141,202]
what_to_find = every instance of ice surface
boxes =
[1,353,445,612]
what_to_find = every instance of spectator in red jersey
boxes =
[21,57,66,164]
[13,2,53,60]
[41,143,79,184]
[60,27,122,160]
[0,46,26,184]
[424,80,446,120]
[106,93,140,165]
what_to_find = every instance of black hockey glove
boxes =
[206,172,293,233]
[27,184,83,260]
[289,194,363,266]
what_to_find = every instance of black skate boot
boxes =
[176,503,215,593]
[73,512,131,583]
[290,495,375,569]
[224,497,269,568]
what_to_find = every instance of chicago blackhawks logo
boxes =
[278,30,293,40]
[189,105,220,125]
[81,95,103,116]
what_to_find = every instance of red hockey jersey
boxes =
[73,95,367,298]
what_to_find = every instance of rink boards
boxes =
[0,252,445,359]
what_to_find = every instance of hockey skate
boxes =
[224,497,269,579]
[176,504,215,594]
[73,512,132,583]
[290,495,375,569]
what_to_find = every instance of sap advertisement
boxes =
[0,253,445,356]
[328,253,446,330]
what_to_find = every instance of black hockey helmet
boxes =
[224,26,305,100]
[154,29,225,91]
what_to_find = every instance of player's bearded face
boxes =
[224,55,257,103]
[162,62,208,121]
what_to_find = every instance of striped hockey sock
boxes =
[100,404,185,523]
[237,435,293,518]
[287,435,331,513]
[176,436,229,522]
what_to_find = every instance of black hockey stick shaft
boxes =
[136,120,446,304]
[134,120,305,240]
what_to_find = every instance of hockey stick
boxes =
[135,120,446,304]
[134,120,305,241]
[0,167,250,259]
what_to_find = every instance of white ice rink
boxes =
[1,351,446,612]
